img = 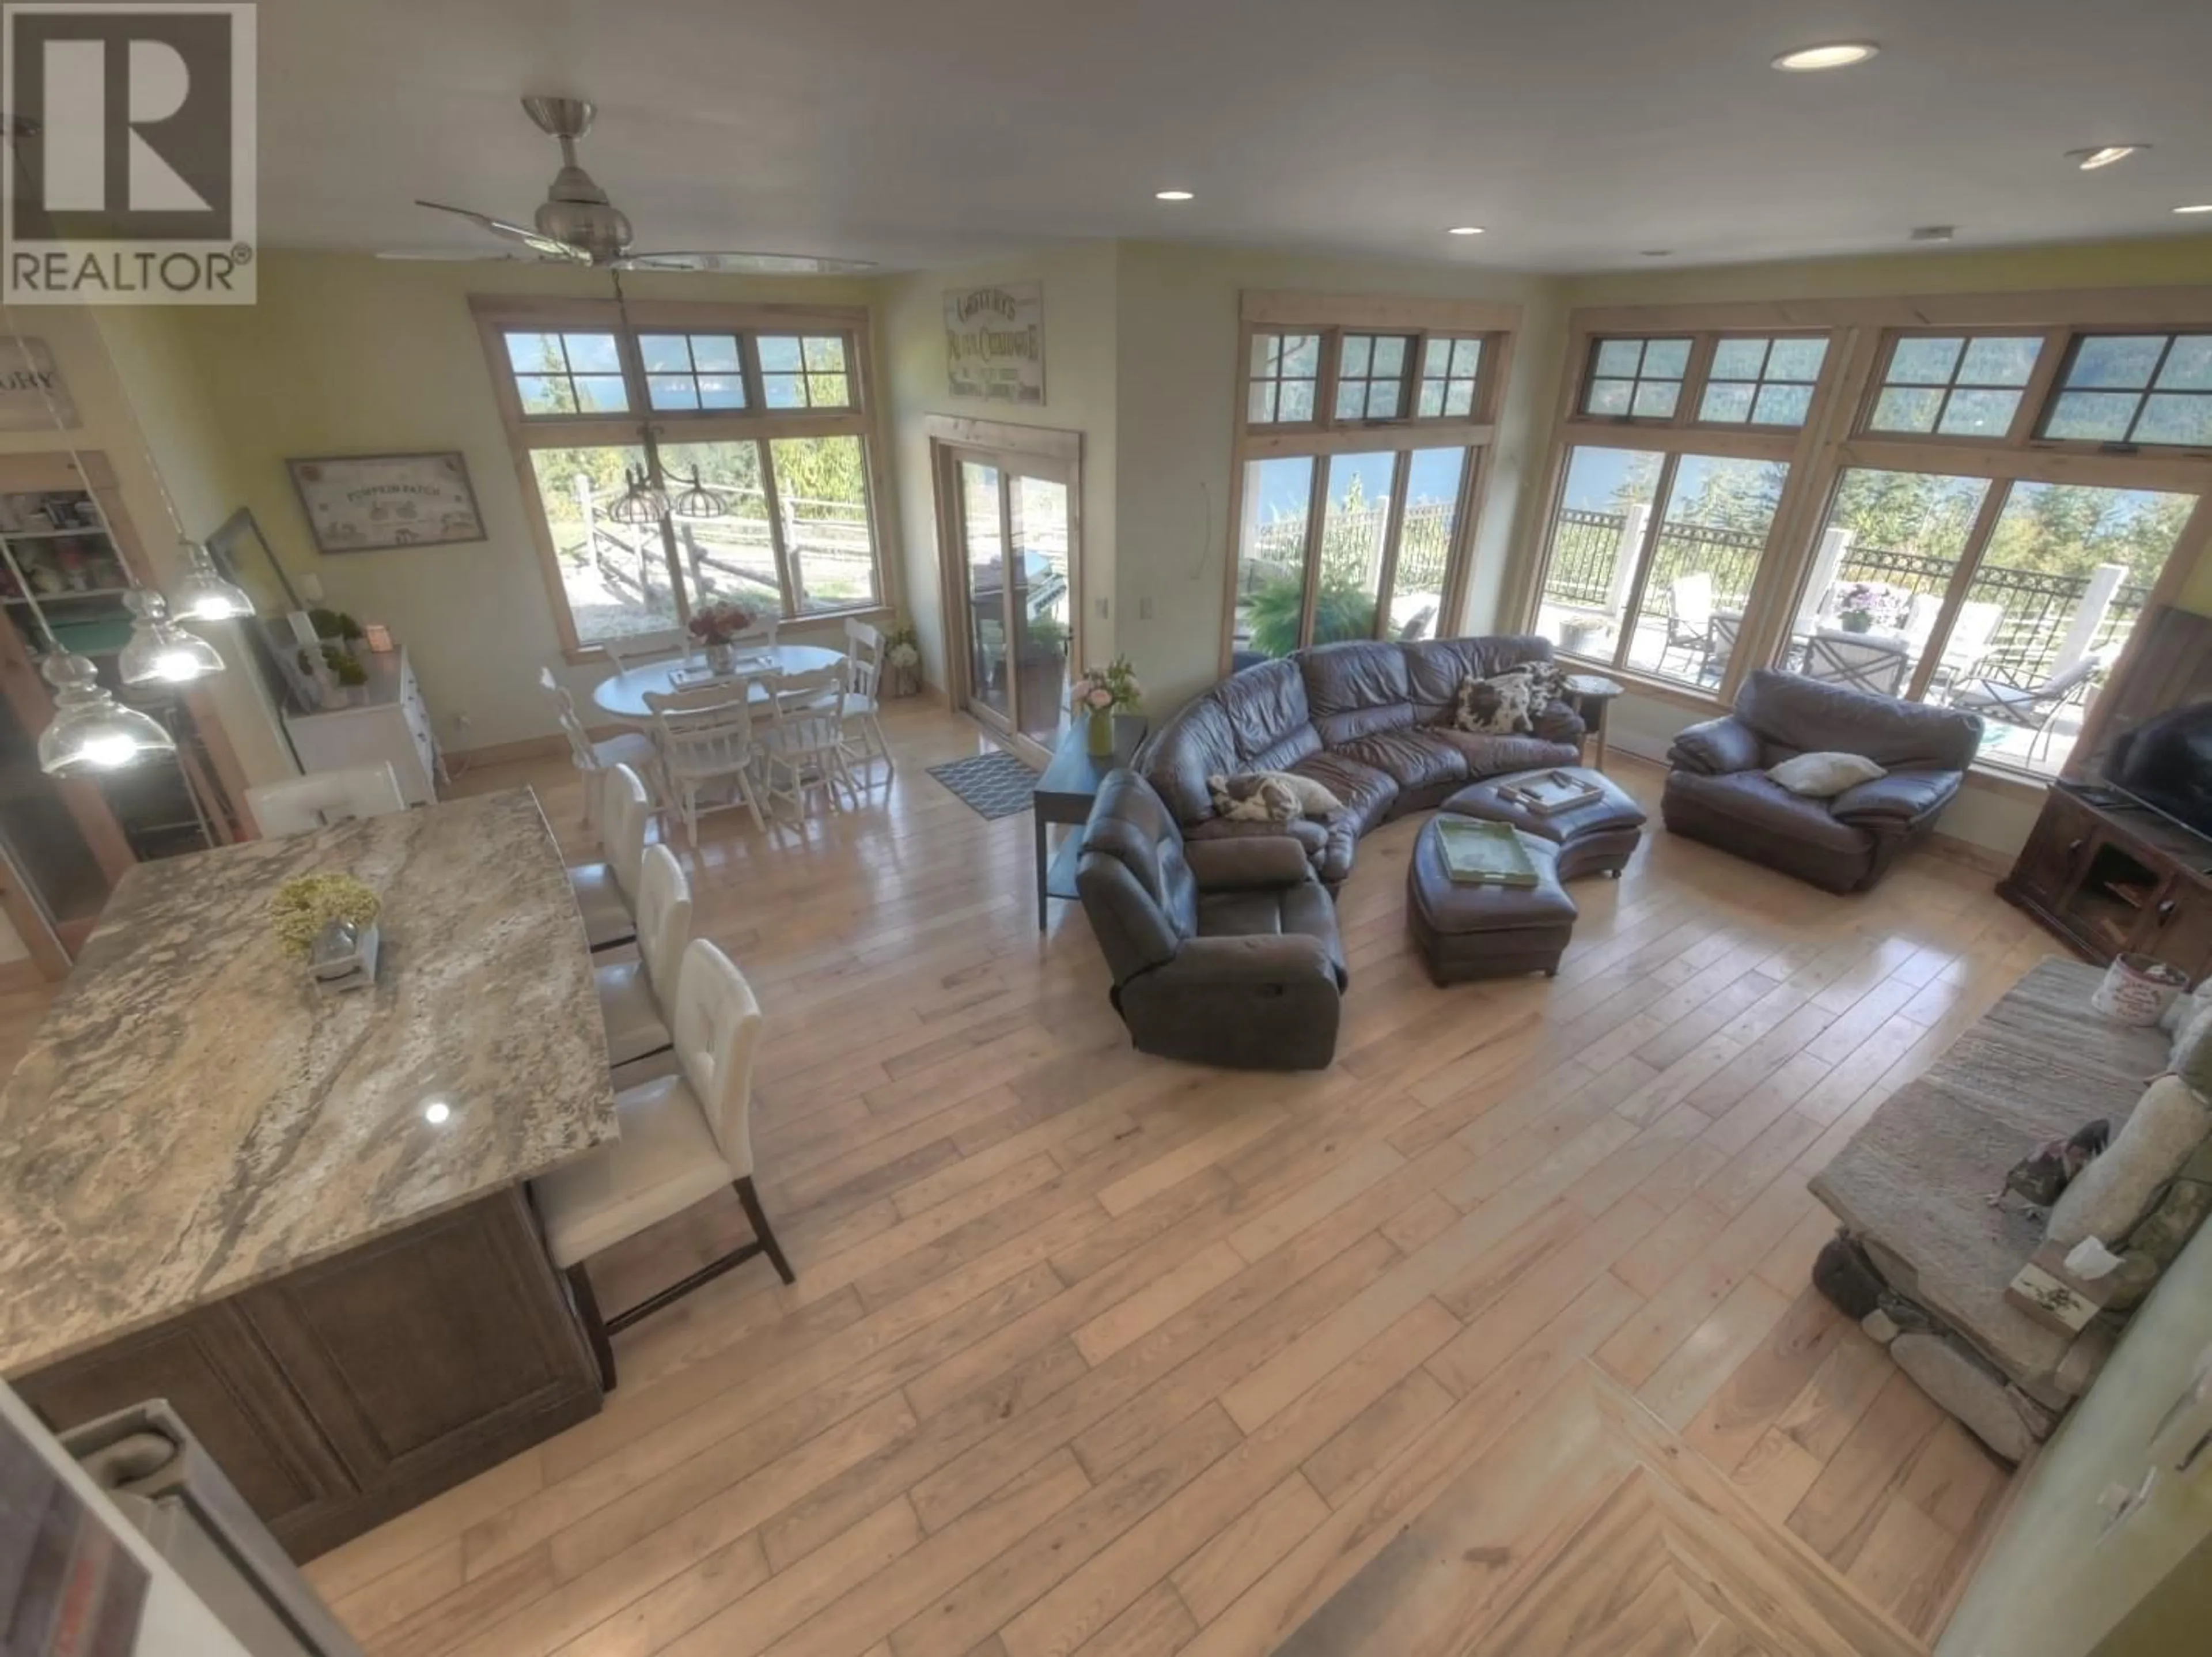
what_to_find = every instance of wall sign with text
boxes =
[287,451,486,553]
[945,282,1045,404]
[0,336,75,429]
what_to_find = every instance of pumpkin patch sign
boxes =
[287,452,486,553]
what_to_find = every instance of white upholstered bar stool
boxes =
[539,665,657,826]
[531,940,794,1389]
[596,845,689,1069]
[247,763,407,837]
[569,763,651,952]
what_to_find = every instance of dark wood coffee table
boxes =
[1032,717,1146,930]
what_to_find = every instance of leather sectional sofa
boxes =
[1135,637,1585,887]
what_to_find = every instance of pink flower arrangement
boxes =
[688,601,756,645]
[1075,656,1142,714]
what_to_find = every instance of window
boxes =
[1698,335,1828,427]
[1227,298,1508,664]
[1248,332,1320,425]
[1864,334,2043,438]
[1335,335,1412,419]
[478,300,885,652]
[2041,334,2212,448]
[1584,336,1692,419]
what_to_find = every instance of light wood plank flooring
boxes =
[7,702,2042,1654]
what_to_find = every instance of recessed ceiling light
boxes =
[1639,249,1672,258]
[1447,225,1484,236]
[2173,203,2212,215]
[1154,189,1194,202]
[1772,41,1878,71]
[1909,225,1957,243]
[2069,145,2147,171]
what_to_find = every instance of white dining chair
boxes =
[540,665,658,826]
[530,939,793,1389]
[247,763,407,837]
[569,763,652,951]
[759,667,859,818]
[647,682,770,842]
[838,617,895,778]
[596,845,690,1069]
[601,639,694,677]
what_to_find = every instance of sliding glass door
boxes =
[939,438,1079,750]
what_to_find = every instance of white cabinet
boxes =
[282,648,443,805]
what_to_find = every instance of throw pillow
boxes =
[1206,773,1297,824]
[2171,999,2212,1098]
[1254,769,1344,818]
[2046,1073,2212,1250]
[1768,751,1888,799]
[1453,670,1536,736]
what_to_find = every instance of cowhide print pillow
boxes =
[1452,670,1536,736]
[1207,772,1300,824]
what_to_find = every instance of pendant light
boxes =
[119,589,225,685]
[170,538,253,620]
[670,465,724,519]
[608,461,670,525]
[37,649,175,774]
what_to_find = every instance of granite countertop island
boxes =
[0,787,618,1379]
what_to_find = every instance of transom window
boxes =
[477,301,884,653]
[1698,335,1828,428]
[1584,336,1692,419]
[1864,334,2043,438]
[2040,333,2212,448]
[1335,334,1412,420]
[1248,332,1320,425]
[1417,338,1483,418]
[506,331,629,414]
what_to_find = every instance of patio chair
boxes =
[1801,629,1910,698]
[1706,611,1743,687]
[1660,573,1715,678]
[1902,595,2004,691]
[1948,652,2109,766]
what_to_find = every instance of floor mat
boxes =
[926,749,1041,820]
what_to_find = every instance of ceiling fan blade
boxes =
[415,200,594,264]
[377,247,544,263]
[617,250,878,274]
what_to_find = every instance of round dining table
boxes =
[589,644,845,723]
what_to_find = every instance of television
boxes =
[2108,699,2212,841]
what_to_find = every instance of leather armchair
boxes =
[1662,669,1983,893]
[1077,770,1346,1070]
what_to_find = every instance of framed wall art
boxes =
[286,451,486,553]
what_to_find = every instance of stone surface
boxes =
[0,789,616,1375]
[1809,958,2169,1399]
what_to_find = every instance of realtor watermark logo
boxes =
[2,2,255,303]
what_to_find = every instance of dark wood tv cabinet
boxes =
[1999,780,2212,982]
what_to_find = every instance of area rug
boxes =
[927,750,1041,820]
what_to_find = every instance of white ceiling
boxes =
[258,0,2212,273]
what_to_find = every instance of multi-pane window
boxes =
[639,333,746,411]
[1584,336,1692,419]
[2040,334,2212,448]
[506,331,629,414]
[1698,335,1828,427]
[1248,333,1320,425]
[480,304,884,651]
[1417,338,1483,418]
[1335,335,1412,419]
[759,335,851,409]
[1864,335,2043,438]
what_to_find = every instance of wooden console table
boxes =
[1032,718,1146,929]
[1999,780,2212,981]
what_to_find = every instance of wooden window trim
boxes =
[2028,327,2212,459]
[1221,296,1521,675]
[1684,329,1836,434]
[469,295,891,659]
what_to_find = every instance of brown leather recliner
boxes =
[1136,637,1584,889]
[1663,669,1984,893]
[1077,770,1346,1070]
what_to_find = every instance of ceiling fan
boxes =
[382,95,875,274]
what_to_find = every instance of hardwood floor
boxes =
[7,701,2040,1654]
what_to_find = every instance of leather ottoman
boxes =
[1406,822,1578,985]
[1440,767,1647,880]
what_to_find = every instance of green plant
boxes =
[332,653,369,688]
[1022,613,1069,655]
[1243,574,1376,659]
[309,607,364,643]
[269,872,380,959]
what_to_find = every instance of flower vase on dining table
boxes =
[706,641,737,676]
[1086,705,1115,758]
[1839,611,1874,635]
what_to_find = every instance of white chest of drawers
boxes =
[282,647,444,805]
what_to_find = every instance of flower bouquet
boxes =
[1075,656,1143,756]
[688,601,757,673]
[1833,581,1908,635]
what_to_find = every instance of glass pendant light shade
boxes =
[119,589,225,686]
[171,539,254,620]
[608,464,670,526]
[670,467,724,520]
[37,651,176,776]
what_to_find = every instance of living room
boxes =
[1,3,2210,1656]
